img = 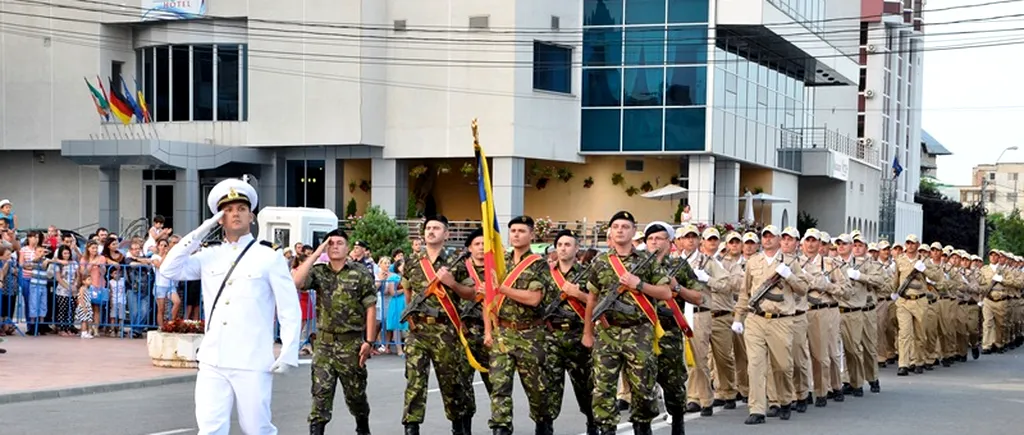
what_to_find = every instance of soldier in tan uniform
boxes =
[980,250,1014,353]
[717,231,747,403]
[776,227,811,413]
[851,235,886,394]
[834,235,870,396]
[949,250,974,362]
[798,229,846,407]
[699,228,743,411]
[932,245,959,367]
[966,254,984,359]
[892,235,943,375]
[875,241,897,367]
[733,225,809,424]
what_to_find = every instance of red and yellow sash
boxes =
[465,259,485,303]
[550,266,587,320]
[490,254,543,316]
[419,257,487,373]
[608,255,665,355]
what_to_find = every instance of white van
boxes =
[256,207,339,249]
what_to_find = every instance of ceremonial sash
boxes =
[550,266,587,321]
[491,254,543,315]
[466,259,485,303]
[608,255,665,355]
[419,257,487,373]
[665,298,697,367]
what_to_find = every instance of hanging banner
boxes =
[142,0,208,21]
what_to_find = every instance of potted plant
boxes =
[625,186,640,197]
[533,165,555,190]
[147,319,205,368]
[557,167,574,183]
[437,163,451,174]
[461,162,475,178]
[410,165,428,178]
[348,180,357,193]
[640,181,654,193]
[534,217,553,241]
[583,176,594,188]
[359,180,371,193]
[611,173,625,186]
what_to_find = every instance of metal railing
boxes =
[779,126,881,168]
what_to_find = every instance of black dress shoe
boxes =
[794,400,807,413]
[933,359,941,366]
[534,420,553,435]
[599,428,616,435]
[814,397,827,407]
[779,404,792,421]
[923,363,934,371]
[685,402,701,413]
[869,380,880,393]
[670,417,684,435]
[833,392,845,402]
[897,367,909,376]
[982,348,992,355]
[712,399,726,407]
[700,407,713,417]
[805,393,813,405]
[724,399,737,410]
[852,387,864,397]
[878,361,887,368]
[886,356,897,365]
[915,366,924,374]
[744,414,766,425]
[766,406,780,418]
[841,383,854,395]
[941,358,951,367]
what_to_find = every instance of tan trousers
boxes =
[840,310,865,388]
[710,314,737,400]
[733,325,749,397]
[937,299,958,358]
[744,314,794,415]
[827,308,843,391]
[896,297,928,367]
[924,301,940,362]
[967,303,982,347]
[860,307,878,382]
[876,300,894,362]
[685,311,714,407]
[791,314,811,402]
[955,302,969,356]
[806,308,833,397]
[887,302,899,358]
[983,299,1007,350]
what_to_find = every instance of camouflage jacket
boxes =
[586,249,667,324]
[549,261,588,318]
[495,251,552,322]
[302,261,377,335]
[452,257,487,319]
[401,249,461,316]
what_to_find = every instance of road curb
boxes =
[0,373,197,405]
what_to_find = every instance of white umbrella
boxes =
[740,193,791,225]
[743,191,755,224]
[641,184,688,201]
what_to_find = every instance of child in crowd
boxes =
[28,245,53,335]
[108,266,127,337]
[53,246,79,336]
[142,215,171,256]
[0,200,17,230]
[0,247,17,335]
[76,274,94,339]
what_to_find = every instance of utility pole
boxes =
[979,177,987,256]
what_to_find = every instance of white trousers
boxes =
[195,363,277,435]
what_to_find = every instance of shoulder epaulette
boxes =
[259,240,276,249]
[202,241,222,248]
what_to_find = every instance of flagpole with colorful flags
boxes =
[84,77,110,121]
[473,119,507,330]
[105,76,134,125]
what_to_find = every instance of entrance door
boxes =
[144,184,175,229]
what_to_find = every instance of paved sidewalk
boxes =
[0,334,196,404]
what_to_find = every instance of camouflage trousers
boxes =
[309,333,370,425]
[464,321,493,396]
[544,323,593,421]
[488,324,549,430]
[592,322,659,430]
[656,327,689,418]
[403,322,476,424]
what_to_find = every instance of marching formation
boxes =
[297,210,1024,435]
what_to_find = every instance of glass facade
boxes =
[581,0,709,152]
[136,44,248,122]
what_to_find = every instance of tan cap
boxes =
[878,240,891,250]
[781,226,800,239]
[742,232,760,244]
[677,224,699,239]
[761,225,780,236]
[725,231,742,242]
[971,254,983,262]
[868,243,878,252]
[905,234,920,244]
[819,231,831,244]
[918,244,930,252]
[633,231,644,241]
[852,233,866,244]
[835,233,853,245]
[702,227,721,240]
[892,242,904,250]
[942,246,954,256]
[930,242,943,251]
[802,228,821,241]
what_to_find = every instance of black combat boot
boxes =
[766,405,780,417]
[897,367,909,376]
[671,416,685,435]
[631,421,653,435]
[404,424,420,435]
[585,414,598,435]
[309,422,326,435]
[355,415,371,435]
[724,399,737,409]
[814,397,827,407]
[794,399,807,413]
[779,403,792,420]
[462,415,474,435]
[744,414,766,425]
[700,407,713,417]
[599,428,617,435]
[973,346,981,359]
[534,420,553,435]
[833,391,845,402]
[451,418,466,435]
[869,380,881,393]
[492,427,512,435]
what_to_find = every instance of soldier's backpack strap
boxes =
[205,239,258,332]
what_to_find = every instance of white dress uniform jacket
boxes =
[160,232,301,372]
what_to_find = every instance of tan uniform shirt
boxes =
[839,255,884,308]
[735,251,809,321]
[978,264,1016,300]
[701,253,740,312]
[892,254,943,298]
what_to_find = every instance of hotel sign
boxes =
[832,152,850,181]
[142,0,207,21]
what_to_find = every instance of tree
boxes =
[797,210,818,235]
[349,205,411,260]
[988,210,1024,255]
[346,198,357,219]
[916,192,989,254]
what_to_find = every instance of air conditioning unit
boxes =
[865,89,876,99]
[858,138,875,146]
[867,44,878,53]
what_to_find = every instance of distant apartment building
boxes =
[959,163,1024,216]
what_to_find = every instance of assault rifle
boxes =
[590,251,659,323]
[400,251,470,322]
[748,251,794,312]
[983,266,1003,301]
[656,256,702,319]
[894,268,922,299]
[541,261,595,320]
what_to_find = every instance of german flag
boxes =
[107,77,133,124]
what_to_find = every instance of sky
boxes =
[924,0,1024,186]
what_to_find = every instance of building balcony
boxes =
[777,127,880,177]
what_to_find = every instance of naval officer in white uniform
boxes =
[160,178,301,435]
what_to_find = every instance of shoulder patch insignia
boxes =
[259,240,276,249]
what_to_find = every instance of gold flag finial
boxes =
[471,118,479,146]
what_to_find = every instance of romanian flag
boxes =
[473,119,507,316]
[120,77,146,123]
[84,77,109,121]
[107,77,134,125]
[134,78,151,122]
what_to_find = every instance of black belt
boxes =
[864,304,876,311]
[794,310,806,316]
[809,302,838,310]
[901,294,925,301]
[941,296,957,301]
[694,306,712,313]
[604,317,646,328]
[546,320,583,332]
[754,312,792,319]
[840,307,863,313]
[712,310,732,318]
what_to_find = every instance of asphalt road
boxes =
[2,351,1024,435]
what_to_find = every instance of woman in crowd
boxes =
[80,240,107,337]
[18,231,42,321]
[384,259,407,357]
[53,246,79,336]
[375,256,392,353]
[150,238,174,327]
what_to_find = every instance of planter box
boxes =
[147,331,204,368]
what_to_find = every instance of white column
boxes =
[174,168,200,231]
[370,158,408,218]
[491,157,525,243]
[98,167,120,231]
[688,155,716,224]
[714,160,740,224]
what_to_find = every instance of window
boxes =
[625,160,645,172]
[990,172,996,180]
[581,109,621,151]
[624,68,664,106]
[111,61,124,90]
[582,68,622,107]
[989,192,996,202]
[584,0,623,26]
[583,28,622,67]
[665,67,706,106]
[625,28,665,65]
[667,27,708,65]
[286,160,325,208]
[668,0,710,23]
[622,109,663,151]
[137,44,248,122]
[664,108,706,151]
[1013,173,1019,181]
[1007,192,1016,202]
[533,41,572,94]
[625,0,665,25]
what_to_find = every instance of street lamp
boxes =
[979,145,1019,255]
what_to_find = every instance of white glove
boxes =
[993,274,1003,283]
[978,301,984,307]
[926,278,935,285]
[731,321,744,334]
[775,264,792,279]
[269,356,295,375]
[694,269,711,283]
[914,261,926,272]
[847,269,861,281]
[890,293,899,301]
[197,211,224,236]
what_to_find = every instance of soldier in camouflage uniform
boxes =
[543,229,596,435]
[583,211,671,435]
[291,229,378,435]
[487,216,555,435]
[450,227,493,396]
[643,221,703,435]
[401,215,480,435]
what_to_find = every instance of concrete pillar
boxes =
[687,155,716,224]
[98,167,120,232]
[174,168,200,232]
[324,157,339,215]
[370,158,408,218]
[714,160,741,224]
[491,157,525,241]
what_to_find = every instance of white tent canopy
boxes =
[641,184,688,201]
